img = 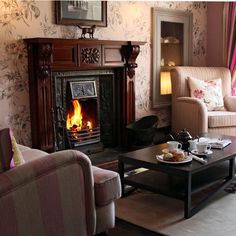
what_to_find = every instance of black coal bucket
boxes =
[126,115,158,147]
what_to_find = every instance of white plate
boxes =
[156,154,192,164]
[191,149,213,156]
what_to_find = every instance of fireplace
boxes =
[24,38,145,152]
[53,70,118,152]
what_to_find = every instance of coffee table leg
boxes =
[184,173,192,219]
[229,158,235,179]
[118,159,125,197]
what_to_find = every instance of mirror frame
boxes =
[152,8,193,108]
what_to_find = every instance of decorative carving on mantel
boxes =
[38,43,52,79]
[81,47,100,64]
[122,45,140,78]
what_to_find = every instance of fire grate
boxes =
[67,126,100,147]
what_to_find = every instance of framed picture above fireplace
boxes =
[55,1,107,27]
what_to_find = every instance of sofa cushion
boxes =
[92,166,121,206]
[0,128,25,173]
[19,145,48,163]
[188,76,224,111]
[208,111,236,128]
[18,144,31,152]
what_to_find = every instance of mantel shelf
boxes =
[24,37,146,46]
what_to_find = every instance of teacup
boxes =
[196,142,211,154]
[167,141,182,152]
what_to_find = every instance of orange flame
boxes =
[87,121,92,130]
[66,100,83,131]
[66,100,93,131]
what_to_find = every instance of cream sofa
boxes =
[170,66,236,137]
[0,145,121,236]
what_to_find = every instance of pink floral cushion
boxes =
[188,76,224,111]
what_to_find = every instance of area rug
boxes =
[115,191,236,236]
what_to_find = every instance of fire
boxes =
[66,100,93,131]
[66,100,83,131]
[87,121,92,130]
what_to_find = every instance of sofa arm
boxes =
[92,166,121,206]
[0,150,96,236]
[224,96,236,112]
[173,97,208,136]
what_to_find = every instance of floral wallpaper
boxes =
[0,1,207,146]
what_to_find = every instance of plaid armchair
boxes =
[0,146,121,236]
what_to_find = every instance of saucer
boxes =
[191,149,213,156]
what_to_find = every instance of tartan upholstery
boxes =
[0,148,121,236]
[92,166,121,206]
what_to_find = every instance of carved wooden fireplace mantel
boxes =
[24,38,145,152]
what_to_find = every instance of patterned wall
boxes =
[0,1,207,146]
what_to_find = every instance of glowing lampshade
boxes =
[160,71,172,95]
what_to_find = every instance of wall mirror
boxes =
[152,8,193,108]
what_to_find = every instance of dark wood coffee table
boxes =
[118,134,236,219]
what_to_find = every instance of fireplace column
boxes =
[27,42,54,151]
[122,43,140,123]
[121,43,141,146]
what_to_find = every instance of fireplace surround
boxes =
[25,38,145,152]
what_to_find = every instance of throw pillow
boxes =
[0,128,25,173]
[10,130,25,168]
[188,76,224,111]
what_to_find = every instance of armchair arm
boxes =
[92,166,121,206]
[0,150,96,236]
[224,96,236,112]
[172,97,208,136]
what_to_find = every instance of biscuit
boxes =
[163,152,173,161]
[173,151,185,161]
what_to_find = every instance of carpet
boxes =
[115,190,236,236]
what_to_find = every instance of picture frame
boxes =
[55,1,107,27]
[70,81,97,99]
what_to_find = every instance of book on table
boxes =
[208,138,232,149]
